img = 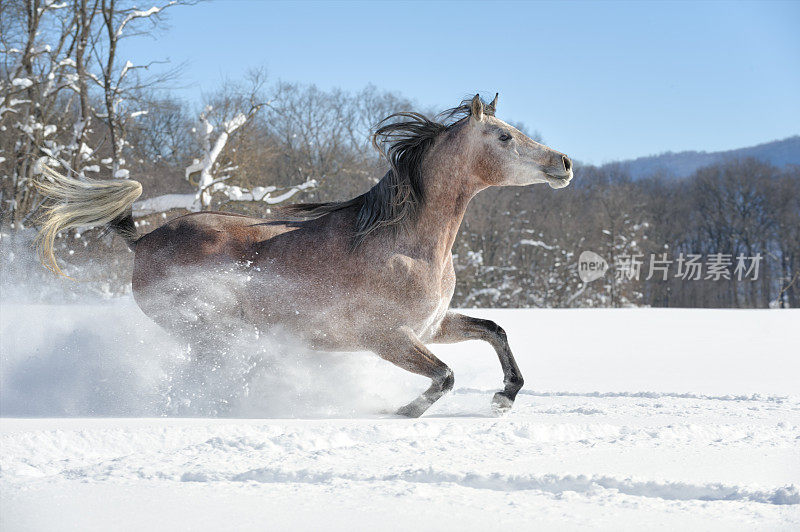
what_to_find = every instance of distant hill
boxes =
[605,136,800,180]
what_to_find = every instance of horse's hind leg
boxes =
[376,326,454,418]
[432,311,523,415]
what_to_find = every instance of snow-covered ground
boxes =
[1,302,799,530]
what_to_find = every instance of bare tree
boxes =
[0,0,188,228]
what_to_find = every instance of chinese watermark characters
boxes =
[579,251,762,282]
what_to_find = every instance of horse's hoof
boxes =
[395,405,422,418]
[491,392,514,416]
[396,402,425,418]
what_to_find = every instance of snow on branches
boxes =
[0,0,190,227]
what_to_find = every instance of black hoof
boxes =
[491,392,514,416]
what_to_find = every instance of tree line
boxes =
[455,159,799,308]
[1,1,797,308]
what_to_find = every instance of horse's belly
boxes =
[243,282,450,350]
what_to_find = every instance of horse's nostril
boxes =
[562,155,572,173]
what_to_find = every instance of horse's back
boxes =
[131,211,292,293]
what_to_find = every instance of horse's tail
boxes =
[34,164,143,276]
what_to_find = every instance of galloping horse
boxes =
[36,94,574,417]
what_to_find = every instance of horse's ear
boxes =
[470,94,484,122]
[488,93,499,115]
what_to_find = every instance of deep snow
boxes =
[1,302,799,530]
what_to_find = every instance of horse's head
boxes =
[457,94,573,189]
[305,95,574,248]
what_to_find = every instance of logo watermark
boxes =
[578,251,609,283]
[578,252,762,282]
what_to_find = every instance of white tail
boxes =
[34,165,143,275]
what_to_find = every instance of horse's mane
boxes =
[280,95,497,248]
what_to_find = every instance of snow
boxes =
[214,179,318,204]
[518,239,556,250]
[1,302,798,530]
[115,5,171,38]
[11,78,33,88]
[224,113,248,132]
[133,192,196,215]
[119,60,134,81]
[132,178,318,215]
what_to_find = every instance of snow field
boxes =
[1,303,799,530]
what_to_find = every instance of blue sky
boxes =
[123,0,800,164]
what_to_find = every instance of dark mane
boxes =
[280,96,497,248]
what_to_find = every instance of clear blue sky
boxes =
[123,0,800,165]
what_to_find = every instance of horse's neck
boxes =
[401,170,480,264]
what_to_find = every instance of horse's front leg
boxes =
[432,311,524,415]
[375,326,454,418]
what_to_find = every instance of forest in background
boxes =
[2,0,798,308]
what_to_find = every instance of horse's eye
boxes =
[499,133,512,142]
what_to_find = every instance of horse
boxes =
[35,93,574,417]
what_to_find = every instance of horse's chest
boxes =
[426,260,456,335]
[387,254,455,339]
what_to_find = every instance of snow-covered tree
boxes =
[0,0,186,228]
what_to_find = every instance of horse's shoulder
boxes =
[387,253,422,274]
[384,252,450,297]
